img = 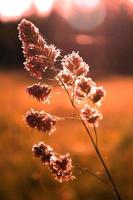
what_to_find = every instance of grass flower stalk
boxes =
[18,18,123,200]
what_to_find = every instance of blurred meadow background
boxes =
[0,0,133,200]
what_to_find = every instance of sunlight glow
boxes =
[56,0,106,32]
[55,0,74,19]
[74,0,101,9]
[75,34,94,45]
[33,0,55,13]
[0,0,32,19]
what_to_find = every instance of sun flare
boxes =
[0,0,55,20]
[0,0,32,18]
[74,0,101,9]
[33,0,55,13]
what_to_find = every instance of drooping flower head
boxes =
[25,109,56,134]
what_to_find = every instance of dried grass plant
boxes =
[18,19,122,200]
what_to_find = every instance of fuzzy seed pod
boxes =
[18,19,60,79]
[25,109,56,134]
[56,70,74,88]
[81,104,102,125]
[18,18,45,46]
[26,83,51,102]
[62,51,89,77]
[75,76,95,101]
[32,142,54,165]
[91,86,106,104]
[50,153,75,183]
[32,142,75,182]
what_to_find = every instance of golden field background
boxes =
[0,71,133,200]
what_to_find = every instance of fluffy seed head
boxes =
[24,55,48,79]
[62,51,89,76]
[56,70,74,88]
[26,83,51,102]
[18,18,46,48]
[43,44,60,67]
[25,109,56,134]
[75,77,95,101]
[91,86,106,104]
[81,104,102,125]
[50,153,75,183]
[24,44,44,58]
[18,19,60,79]
[32,142,54,165]
[32,142,75,182]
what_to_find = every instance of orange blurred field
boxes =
[0,71,133,200]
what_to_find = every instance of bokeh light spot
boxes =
[0,0,32,20]
[56,0,106,32]
[33,0,55,13]
[69,6,106,31]
[75,34,94,45]
[74,0,101,9]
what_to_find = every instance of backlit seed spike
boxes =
[32,142,75,182]
[25,109,56,134]
[91,86,106,104]
[61,51,89,76]
[56,70,74,89]
[81,104,102,126]
[18,18,46,48]
[50,153,75,182]
[18,19,60,79]
[26,83,51,102]
[32,142,54,166]
[74,76,95,102]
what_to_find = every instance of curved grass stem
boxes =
[93,123,98,146]
[53,66,122,200]
[75,165,109,185]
